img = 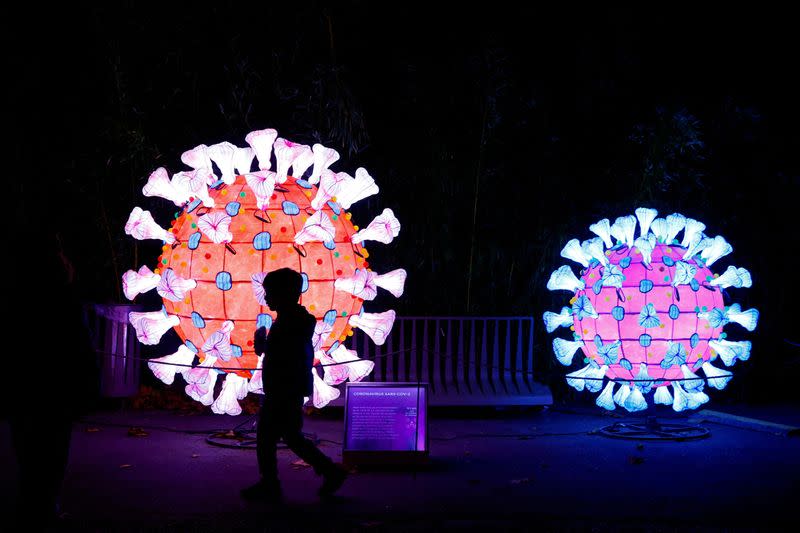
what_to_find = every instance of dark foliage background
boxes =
[9,3,798,404]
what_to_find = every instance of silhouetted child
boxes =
[241,268,347,502]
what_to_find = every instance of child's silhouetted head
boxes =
[262,268,303,312]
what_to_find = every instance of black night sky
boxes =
[10,3,799,403]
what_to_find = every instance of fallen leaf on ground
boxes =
[191,454,200,458]
[119,464,132,469]
[127,427,148,437]
[291,459,310,468]
[86,428,100,433]
[510,478,531,485]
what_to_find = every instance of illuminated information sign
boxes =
[343,382,428,464]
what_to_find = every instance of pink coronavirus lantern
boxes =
[543,208,758,412]
[123,129,406,414]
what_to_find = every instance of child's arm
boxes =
[254,326,267,356]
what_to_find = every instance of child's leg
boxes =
[256,400,282,486]
[280,397,336,476]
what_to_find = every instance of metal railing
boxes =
[346,316,552,406]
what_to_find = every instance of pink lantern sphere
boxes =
[544,209,759,412]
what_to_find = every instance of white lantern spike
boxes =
[294,211,336,246]
[125,207,175,244]
[147,345,196,385]
[248,355,264,394]
[373,269,407,298]
[701,361,733,390]
[349,310,396,346]
[682,234,713,261]
[311,367,340,408]
[543,307,573,333]
[244,170,277,211]
[317,350,349,386]
[128,311,180,345]
[680,364,704,393]
[273,138,309,184]
[233,146,255,176]
[181,144,212,171]
[663,213,687,244]
[589,218,613,248]
[335,167,380,209]
[653,385,673,405]
[709,339,752,367]
[581,237,609,266]
[552,338,583,366]
[156,269,197,302]
[671,381,689,412]
[610,215,636,247]
[351,208,401,245]
[634,208,658,238]
[623,387,647,412]
[613,383,631,407]
[584,364,607,393]
[330,345,374,382]
[184,356,219,406]
[245,129,278,170]
[681,218,706,248]
[122,265,161,301]
[172,168,215,207]
[143,167,189,206]
[308,144,340,185]
[700,235,733,266]
[726,304,759,332]
[290,145,315,180]
[546,265,585,293]
[311,170,347,210]
[633,234,656,266]
[211,374,249,416]
[560,238,591,268]
[207,141,237,185]
[596,381,616,410]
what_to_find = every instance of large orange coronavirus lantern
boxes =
[122,129,406,414]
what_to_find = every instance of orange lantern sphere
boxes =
[160,175,367,380]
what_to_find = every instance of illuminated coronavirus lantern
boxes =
[543,208,758,412]
[123,129,406,414]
